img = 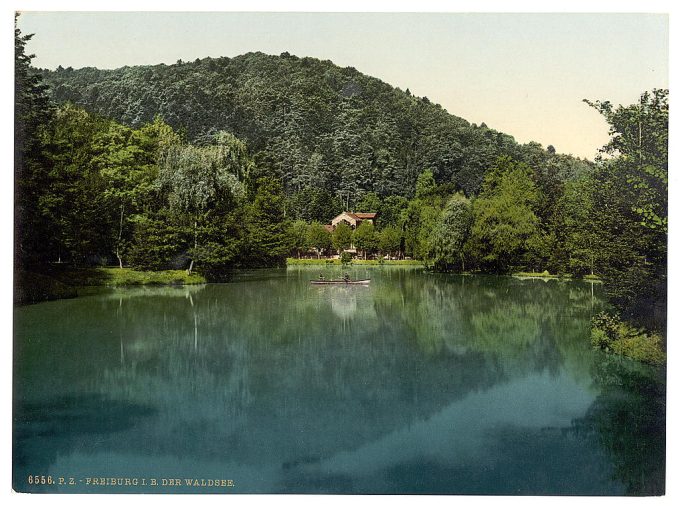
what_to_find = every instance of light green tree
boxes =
[332,222,353,253]
[353,221,378,259]
[415,168,436,198]
[287,220,309,258]
[306,222,332,258]
[378,226,402,259]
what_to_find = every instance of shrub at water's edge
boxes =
[591,312,666,365]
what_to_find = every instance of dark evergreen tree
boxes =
[15,16,54,268]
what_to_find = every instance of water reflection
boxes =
[570,357,666,495]
[13,268,664,494]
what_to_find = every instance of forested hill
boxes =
[39,51,589,206]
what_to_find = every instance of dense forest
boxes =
[39,51,594,212]
[16,22,668,343]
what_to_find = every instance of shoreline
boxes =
[14,265,662,366]
[15,264,606,306]
[15,268,206,306]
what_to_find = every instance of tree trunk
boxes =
[187,219,197,275]
[116,204,125,269]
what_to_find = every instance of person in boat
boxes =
[318,273,325,281]
[343,273,350,282]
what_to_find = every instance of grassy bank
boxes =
[15,267,206,305]
[513,271,602,282]
[48,267,206,287]
[287,258,423,266]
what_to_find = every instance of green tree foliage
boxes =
[379,195,408,228]
[400,169,449,260]
[15,17,54,268]
[332,222,353,253]
[127,209,191,270]
[584,90,668,232]
[552,176,599,276]
[354,192,382,214]
[378,226,403,258]
[468,157,541,273]
[40,105,117,265]
[415,168,437,198]
[244,177,290,267]
[590,312,665,365]
[38,106,181,267]
[287,187,343,223]
[306,222,332,258]
[583,91,668,326]
[97,117,181,267]
[157,132,248,272]
[588,164,663,323]
[40,52,581,207]
[353,221,378,259]
[428,193,473,271]
[288,220,310,258]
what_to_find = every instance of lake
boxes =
[13,267,665,494]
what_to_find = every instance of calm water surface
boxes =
[13,268,665,494]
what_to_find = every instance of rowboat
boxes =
[310,279,371,285]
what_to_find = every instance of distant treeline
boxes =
[16,22,667,328]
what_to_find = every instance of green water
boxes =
[13,268,665,494]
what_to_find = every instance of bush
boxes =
[590,312,666,365]
[340,251,353,265]
[590,327,610,350]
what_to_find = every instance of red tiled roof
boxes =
[330,212,377,226]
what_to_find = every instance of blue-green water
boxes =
[13,268,665,494]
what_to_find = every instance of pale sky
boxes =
[16,11,669,160]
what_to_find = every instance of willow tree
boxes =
[428,193,473,271]
[157,132,250,273]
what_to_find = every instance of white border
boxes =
[3,2,676,509]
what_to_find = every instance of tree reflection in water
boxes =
[13,268,664,494]
[571,357,665,495]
